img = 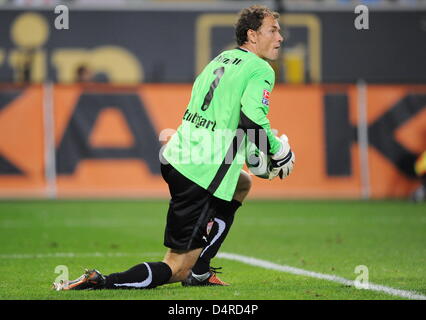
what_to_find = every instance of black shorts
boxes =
[161,163,215,251]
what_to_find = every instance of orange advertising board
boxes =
[0,84,425,199]
[0,85,46,197]
[366,85,426,198]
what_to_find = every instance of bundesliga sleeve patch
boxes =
[262,89,270,106]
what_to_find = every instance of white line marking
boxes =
[217,252,426,300]
[3,251,425,300]
[0,252,162,259]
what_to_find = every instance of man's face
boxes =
[252,15,283,61]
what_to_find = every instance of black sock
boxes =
[104,262,172,289]
[192,199,242,275]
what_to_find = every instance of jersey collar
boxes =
[236,47,250,53]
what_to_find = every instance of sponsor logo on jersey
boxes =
[183,109,217,131]
[263,89,270,99]
[206,220,214,235]
[262,89,270,106]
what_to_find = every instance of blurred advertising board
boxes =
[1,84,424,199]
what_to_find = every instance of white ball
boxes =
[246,145,271,179]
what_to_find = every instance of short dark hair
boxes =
[235,5,280,46]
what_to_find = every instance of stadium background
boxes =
[0,0,425,200]
[0,0,426,303]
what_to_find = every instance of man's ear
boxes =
[247,29,257,44]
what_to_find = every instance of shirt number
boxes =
[201,67,225,111]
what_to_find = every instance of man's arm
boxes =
[239,66,281,156]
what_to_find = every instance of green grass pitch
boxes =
[0,199,425,300]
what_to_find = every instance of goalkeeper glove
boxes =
[268,134,296,180]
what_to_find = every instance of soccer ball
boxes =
[245,144,271,179]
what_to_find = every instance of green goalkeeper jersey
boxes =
[162,48,281,201]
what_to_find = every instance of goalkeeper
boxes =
[53,5,295,291]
